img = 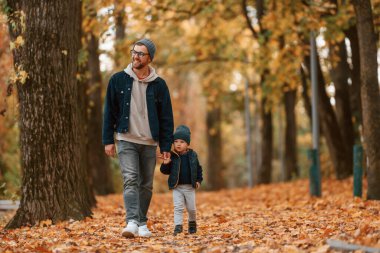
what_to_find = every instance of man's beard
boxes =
[133,60,145,69]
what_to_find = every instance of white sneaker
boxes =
[138,225,152,237]
[122,221,138,238]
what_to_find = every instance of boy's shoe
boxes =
[188,221,197,234]
[122,221,138,238]
[138,225,153,237]
[173,225,183,236]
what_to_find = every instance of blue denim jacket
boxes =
[102,71,174,152]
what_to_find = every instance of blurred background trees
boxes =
[1,0,380,225]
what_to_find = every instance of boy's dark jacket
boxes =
[160,149,203,189]
[102,71,174,152]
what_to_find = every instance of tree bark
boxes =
[114,0,126,69]
[206,103,225,190]
[345,24,362,141]
[352,0,380,200]
[328,40,354,173]
[6,0,92,228]
[87,33,114,195]
[330,0,361,143]
[79,4,96,208]
[304,52,351,179]
[284,89,298,181]
[257,98,273,184]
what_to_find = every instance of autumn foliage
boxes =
[1,178,379,252]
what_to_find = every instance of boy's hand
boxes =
[158,154,171,164]
[196,182,201,189]
[162,157,171,164]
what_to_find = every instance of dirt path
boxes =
[1,178,380,252]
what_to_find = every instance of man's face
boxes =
[131,45,151,69]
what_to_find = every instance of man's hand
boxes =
[196,182,201,189]
[159,151,171,164]
[162,157,172,164]
[162,151,171,160]
[105,144,116,157]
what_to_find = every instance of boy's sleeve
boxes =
[160,162,172,175]
[197,159,203,183]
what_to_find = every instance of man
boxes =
[102,38,173,238]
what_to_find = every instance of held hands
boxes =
[105,144,116,157]
[158,151,171,164]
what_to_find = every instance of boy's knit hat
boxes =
[173,125,191,144]
[135,38,156,60]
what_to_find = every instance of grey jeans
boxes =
[117,140,156,226]
[173,184,196,225]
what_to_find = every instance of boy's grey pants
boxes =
[173,184,196,225]
[117,140,156,226]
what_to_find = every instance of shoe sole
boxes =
[138,233,152,237]
[122,231,136,238]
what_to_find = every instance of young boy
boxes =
[160,125,203,235]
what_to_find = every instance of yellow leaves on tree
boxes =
[9,36,24,51]
[9,64,28,85]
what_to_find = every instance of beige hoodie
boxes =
[115,63,159,146]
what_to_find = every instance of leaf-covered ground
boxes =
[1,178,380,252]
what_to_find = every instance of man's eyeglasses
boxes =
[130,50,149,58]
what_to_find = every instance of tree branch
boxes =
[154,56,252,68]
[242,0,258,39]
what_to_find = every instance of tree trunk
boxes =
[206,104,224,190]
[6,0,92,228]
[114,0,126,69]
[79,7,96,208]
[77,66,96,207]
[304,53,351,179]
[345,24,362,143]
[328,40,354,172]
[284,89,298,181]
[257,98,273,184]
[87,33,114,195]
[331,0,362,143]
[352,0,380,200]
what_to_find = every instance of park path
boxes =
[1,178,380,252]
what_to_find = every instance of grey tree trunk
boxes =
[6,0,92,228]
[284,89,298,181]
[87,34,114,195]
[352,0,380,200]
[206,104,225,190]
